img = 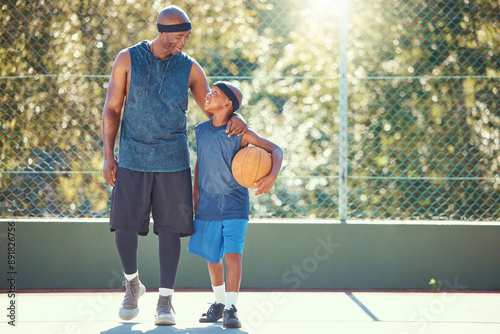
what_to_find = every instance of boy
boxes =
[187,81,283,328]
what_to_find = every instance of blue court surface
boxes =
[2,290,500,333]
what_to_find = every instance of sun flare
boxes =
[306,0,344,13]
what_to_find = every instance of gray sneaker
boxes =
[155,295,176,325]
[119,275,146,320]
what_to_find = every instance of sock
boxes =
[124,272,138,281]
[212,283,226,305]
[159,288,174,297]
[225,292,238,310]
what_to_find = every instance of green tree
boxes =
[347,0,499,219]
[0,0,498,220]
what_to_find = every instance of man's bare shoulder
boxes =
[114,48,131,69]
[189,60,207,85]
[190,59,204,73]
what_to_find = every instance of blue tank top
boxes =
[118,40,194,172]
[195,121,249,220]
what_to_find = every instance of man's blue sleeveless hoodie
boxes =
[118,40,194,172]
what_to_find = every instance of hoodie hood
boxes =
[139,40,182,94]
[138,40,182,60]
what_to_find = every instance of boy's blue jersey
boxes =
[195,120,249,220]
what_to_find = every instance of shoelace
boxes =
[122,280,139,308]
[226,305,238,319]
[158,296,176,315]
[204,303,220,317]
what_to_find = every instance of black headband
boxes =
[157,22,192,32]
[214,82,240,112]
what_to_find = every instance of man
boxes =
[101,5,246,326]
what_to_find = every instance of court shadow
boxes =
[101,322,250,333]
[345,291,380,321]
[100,322,143,333]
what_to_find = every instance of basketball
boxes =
[232,146,272,188]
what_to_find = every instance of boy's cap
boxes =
[213,81,240,112]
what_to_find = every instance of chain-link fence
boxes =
[1,0,499,220]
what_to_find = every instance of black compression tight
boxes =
[114,229,181,288]
[158,231,181,289]
[114,229,138,275]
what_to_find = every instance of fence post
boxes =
[338,0,349,221]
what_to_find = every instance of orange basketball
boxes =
[232,146,272,189]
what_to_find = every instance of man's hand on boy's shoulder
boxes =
[226,113,247,137]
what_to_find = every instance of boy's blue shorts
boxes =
[187,219,248,263]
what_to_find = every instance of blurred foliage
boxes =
[0,0,498,220]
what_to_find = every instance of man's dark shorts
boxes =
[109,167,193,236]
